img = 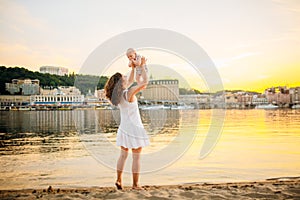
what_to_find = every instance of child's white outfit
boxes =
[133,54,148,82]
[135,54,147,73]
[116,89,150,149]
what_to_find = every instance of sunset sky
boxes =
[0,0,299,92]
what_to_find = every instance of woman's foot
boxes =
[132,185,143,190]
[115,181,123,190]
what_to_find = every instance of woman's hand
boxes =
[129,60,135,68]
[141,56,147,66]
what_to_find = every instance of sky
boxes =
[0,0,300,92]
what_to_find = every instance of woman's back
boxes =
[117,90,149,148]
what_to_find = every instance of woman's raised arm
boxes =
[126,66,135,88]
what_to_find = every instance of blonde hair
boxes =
[126,48,136,55]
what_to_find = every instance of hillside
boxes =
[0,66,108,95]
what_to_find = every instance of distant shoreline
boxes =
[1,105,300,111]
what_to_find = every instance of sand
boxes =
[1,177,299,200]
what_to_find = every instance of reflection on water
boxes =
[0,109,300,189]
[0,110,181,155]
[0,111,78,156]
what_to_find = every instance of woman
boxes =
[104,57,149,190]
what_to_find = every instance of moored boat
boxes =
[140,105,166,110]
[292,104,300,109]
[256,104,279,109]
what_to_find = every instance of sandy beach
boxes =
[1,177,299,200]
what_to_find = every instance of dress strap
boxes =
[123,89,129,101]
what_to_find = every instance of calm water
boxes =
[0,109,300,190]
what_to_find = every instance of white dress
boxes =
[116,90,150,148]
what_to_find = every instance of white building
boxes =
[5,79,40,95]
[40,66,69,76]
[41,86,81,95]
[31,86,84,106]
[252,94,268,105]
[30,95,84,106]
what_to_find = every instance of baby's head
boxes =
[126,48,136,61]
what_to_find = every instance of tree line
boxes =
[0,66,208,96]
[0,66,108,95]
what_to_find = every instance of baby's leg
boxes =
[136,67,143,84]
[136,74,143,85]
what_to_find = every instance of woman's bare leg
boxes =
[116,146,128,189]
[132,147,142,189]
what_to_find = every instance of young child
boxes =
[126,48,148,84]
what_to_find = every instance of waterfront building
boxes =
[225,92,238,108]
[210,92,226,109]
[5,79,40,95]
[94,89,110,108]
[30,94,84,106]
[0,95,31,107]
[40,66,68,76]
[84,89,99,106]
[41,86,81,95]
[141,79,179,103]
[58,86,81,95]
[31,86,84,106]
[211,91,256,109]
[265,86,290,106]
[179,94,211,109]
[252,94,268,105]
[95,89,107,102]
[290,87,300,105]
[236,92,254,108]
